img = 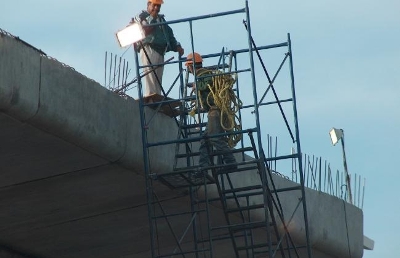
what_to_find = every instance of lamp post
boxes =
[329,128,353,204]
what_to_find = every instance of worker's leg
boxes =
[140,46,164,97]
[208,109,236,165]
[198,136,211,168]
[194,130,212,178]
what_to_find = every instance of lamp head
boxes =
[329,127,343,146]
[116,22,145,48]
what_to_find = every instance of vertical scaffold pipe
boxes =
[245,1,273,257]
[134,49,156,258]
[287,33,313,258]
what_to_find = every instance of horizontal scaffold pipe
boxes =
[197,68,251,79]
[143,96,195,108]
[142,8,246,27]
[241,98,293,109]
[201,43,289,59]
[146,128,258,148]
[264,153,298,161]
[165,43,290,66]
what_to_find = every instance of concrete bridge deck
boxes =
[0,30,364,258]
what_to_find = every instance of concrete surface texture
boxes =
[0,30,364,257]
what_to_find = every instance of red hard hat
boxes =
[185,52,203,66]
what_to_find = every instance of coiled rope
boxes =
[191,68,242,148]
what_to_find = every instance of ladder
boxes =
[156,89,302,257]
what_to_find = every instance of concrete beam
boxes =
[0,30,366,258]
[1,31,178,175]
[363,235,375,250]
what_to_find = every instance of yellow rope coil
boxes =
[194,68,242,148]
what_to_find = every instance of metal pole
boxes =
[288,33,313,258]
[134,48,156,257]
[245,1,274,257]
[142,8,246,27]
[340,131,353,204]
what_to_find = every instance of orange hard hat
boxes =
[185,52,203,66]
[148,0,164,4]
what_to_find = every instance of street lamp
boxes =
[116,22,146,48]
[329,128,353,204]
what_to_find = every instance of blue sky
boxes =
[1,1,400,257]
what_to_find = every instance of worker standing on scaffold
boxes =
[133,0,184,97]
[186,52,242,178]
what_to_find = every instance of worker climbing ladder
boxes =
[132,1,313,257]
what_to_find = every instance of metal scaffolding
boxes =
[132,1,313,257]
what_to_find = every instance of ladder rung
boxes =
[264,153,297,162]
[273,185,302,193]
[179,122,207,130]
[158,174,214,189]
[229,221,272,232]
[175,151,200,159]
[176,146,256,160]
[172,166,199,173]
[225,203,265,213]
[236,242,272,251]
[152,208,207,219]
[174,146,257,159]
[222,185,263,194]
[222,185,302,196]
[215,165,259,175]
[224,190,265,200]
[211,146,255,156]
[155,247,211,258]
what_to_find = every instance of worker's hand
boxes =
[177,46,184,56]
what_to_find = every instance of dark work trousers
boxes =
[199,108,236,169]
